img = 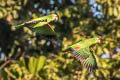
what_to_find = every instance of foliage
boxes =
[0,0,120,80]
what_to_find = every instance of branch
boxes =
[0,60,12,71]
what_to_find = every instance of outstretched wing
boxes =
[31,24,56,35]
[81,52,98,72]
[69,46,97,72]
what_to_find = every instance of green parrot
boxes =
[69,38,100,72]
[15,14,58,35]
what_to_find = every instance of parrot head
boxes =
[84,37,101,46]
[94,37,101,43]
[50,14,59,22]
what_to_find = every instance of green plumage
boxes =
[31,25,56,35]
[69,38,100,72]
[15,14,58,35]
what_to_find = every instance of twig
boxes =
[0,60,12,71]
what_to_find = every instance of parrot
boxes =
[68,37,100,72]
[15,14,58,35]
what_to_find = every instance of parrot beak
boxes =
[96,38,101,43]
[52,14,59,22]
[54,17,58,22]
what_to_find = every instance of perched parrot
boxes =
[69,38,100,72]
[15,14,58,35]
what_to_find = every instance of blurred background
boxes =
[0,0,120,80]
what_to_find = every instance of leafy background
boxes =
[0,0,120,80]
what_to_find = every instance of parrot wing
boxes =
[31,24,56,35]
[69,46,97,72]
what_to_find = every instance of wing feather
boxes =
[69,47,97,72]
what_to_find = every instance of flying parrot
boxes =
[15,14,58,35]
[69,37,100,72]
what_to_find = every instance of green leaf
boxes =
[108,7,113,16]
[64,8,71,18]
[28,57,37,74]
[20,57,26,67]
[36,56,46,73]
[113,8,118,16]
